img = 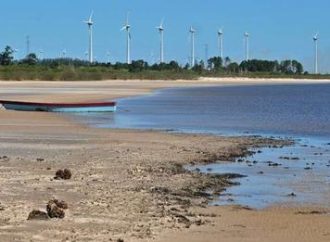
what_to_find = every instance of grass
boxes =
[0,65,329,81]
[0,65,199,81]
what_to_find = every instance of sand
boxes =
[0,79,329,242]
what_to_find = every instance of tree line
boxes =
[0,45,307,76]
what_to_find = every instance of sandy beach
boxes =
[0,78,330,242]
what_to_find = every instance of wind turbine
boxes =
[121,13,131,64]
[62,49,67,58]
[84,11,94,63]
[244,32,249,61]
[189,26,196,67]
[26,35,30,56]
[39,49,44,59]
[156,19,165,63]
[217,28,223,59]
[13,48,19,60]
[313,33,319,74]
[106,51,111,63]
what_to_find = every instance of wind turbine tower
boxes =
[121,13,131,64]
[244,32,249,61]
[156,19,165,63]
[313,33,319,74]
[84,11,94,63]
[190,26,196,67]
[26,35,30,56]
[217,29,223,59]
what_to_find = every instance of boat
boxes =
[0,100,117,113]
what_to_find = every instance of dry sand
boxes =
[0,79,329,242]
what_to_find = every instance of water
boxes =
[191,141,330,208]
[73,84,330,208]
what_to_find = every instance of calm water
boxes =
[79,84,330,138]
[74,84,330,208]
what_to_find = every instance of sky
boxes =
[0,0,329,73]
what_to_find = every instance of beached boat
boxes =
[0,100,117,112]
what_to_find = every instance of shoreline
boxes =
[0,79,330,241]
[1,77,330,102]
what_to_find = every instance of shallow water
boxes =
[191,138,330,208]
[73,84,330,208]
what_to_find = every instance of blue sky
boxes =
[0,0,329,72]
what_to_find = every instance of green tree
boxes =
[207,57,223,71]
[128,60,148,72]
[227,62,239,73]
[224,57,231,67]
[291,60,303,74]
[192,61,204,74]
[21,53,38,65]
[0,46,14,65]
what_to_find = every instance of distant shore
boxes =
[1,77,330,103]
[0,79,330,242]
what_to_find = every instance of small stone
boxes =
[27,210,49,220]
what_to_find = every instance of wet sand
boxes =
[0,79,330,241]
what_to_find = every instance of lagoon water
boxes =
[75,84,330,208]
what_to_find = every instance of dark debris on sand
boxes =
[28,199,68,220]
[47,199,68,218]
[54,169,72,180]
[27,210,49,220]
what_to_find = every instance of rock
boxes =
[195,218,203,226]
[287,192,297,197]
[176,214,191,226]
[150,186,170,194]
[279,156,299,160]
[46,199,67,219]
[117,239,124,242]
[27,210,49,220]
[267,161,281,167]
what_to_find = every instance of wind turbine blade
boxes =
[126,12,130,25]
[121,26,126,31]
[89,11,94,22]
